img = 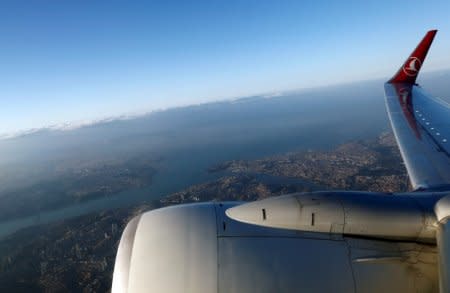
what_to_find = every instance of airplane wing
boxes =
[384,30,450,190]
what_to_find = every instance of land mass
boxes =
[228,132,408,191]
[0,132,409,292]
[0,156,158,222]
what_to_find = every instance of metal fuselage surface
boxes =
[112,197,439,293]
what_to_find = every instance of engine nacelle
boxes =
[112,200,438,293]
[226,191,441,243]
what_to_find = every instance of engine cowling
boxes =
[112,198,439,293]
[226,191,440,243]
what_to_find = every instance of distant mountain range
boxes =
[0,91,288,141]
[0,114,143,140]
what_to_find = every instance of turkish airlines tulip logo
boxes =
[403,57,421,77]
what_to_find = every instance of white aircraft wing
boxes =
[384,30,450,190]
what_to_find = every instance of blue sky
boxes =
[1,0,450,134]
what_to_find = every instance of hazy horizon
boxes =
[2,67,450,138]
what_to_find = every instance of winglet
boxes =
[388,30,437,84]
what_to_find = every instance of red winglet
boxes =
[388,30,437,84]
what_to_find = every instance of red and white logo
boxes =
[403,57,422,77]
